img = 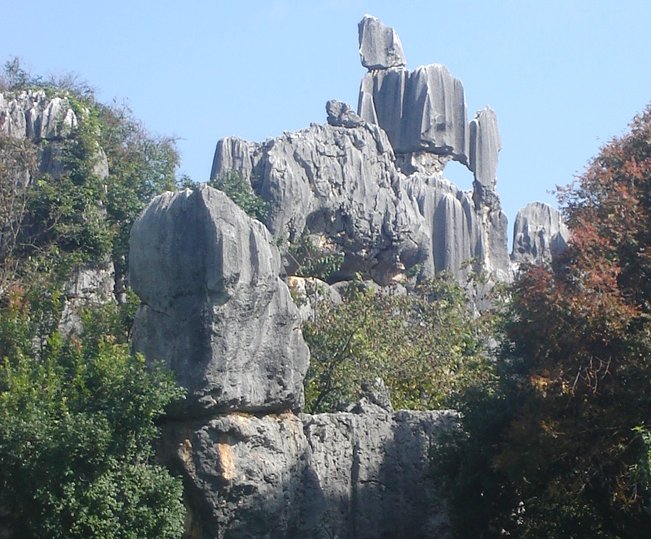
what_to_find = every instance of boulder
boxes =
[160,413,310,539]
[358,15,406,70]
[325,99,364,128]
[130,185,309,416]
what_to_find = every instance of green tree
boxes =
[0,289,185,538]
[208,170,269,222]
[303,275,494,413]
[438,105,651,538]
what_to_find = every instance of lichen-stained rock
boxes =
[469,106,501,191]
[511,201,569,265]
[358,15,407,70]
[129,185,309,415]
[301,406,454,538]
[161,412,310,539]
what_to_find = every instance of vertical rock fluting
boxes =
[511,201,570,265]
[130,186,309,415]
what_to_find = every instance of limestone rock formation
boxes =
[59,260,116,337]
[301,407,453,538]
[128,15,572,538]
[130,185,309,415]
[159,401,454,538]
[129,182,455,537]
[470,106,501,191]
[212,116,511,282]
[358,63,469,161]
[511,202,570,265]
[358,15,406,70]
[211,15,515,284]
[0,90,78,141]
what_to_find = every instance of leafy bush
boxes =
[287,234,344,282]
[209,170,269,222]
[0,60,187,537]
[0,291,185,538]
[303,275,495,413]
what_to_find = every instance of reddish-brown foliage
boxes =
[499,106,651,536]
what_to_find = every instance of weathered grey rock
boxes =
[159,407,454,539]
[469,106,501,191]
[59,260,116,336]
[214,121,429,284]
[358,15,406,70]
[130,185,309,415]
[325,99,364,128]
[209,136,260,183]
[301,408,453,538]
[212,117,511,282]
[160,413,310,539]
[511,202,569,265]
[0,91,77,141]
[358,59,469,161]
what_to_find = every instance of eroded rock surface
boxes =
[511,201,570,265]
[0,90,77,141]
[159,406,454,539]
[130,186,309,415]
[358,15,406,70]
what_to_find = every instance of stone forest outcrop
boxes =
[0,14,572,539]
[126,16,572,538]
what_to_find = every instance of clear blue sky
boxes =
[3,0,650,229]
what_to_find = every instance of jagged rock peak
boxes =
[357,16,469,163]
[326,99,364,128]
[0,90,77,141]
[358,15,407,70]
[469,106,501,191]
[511,202,569,265]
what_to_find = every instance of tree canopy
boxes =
[437,105,651,538]
[0,60,186,537]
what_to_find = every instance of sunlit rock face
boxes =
[130,186,309,416]
[511,202,570,265]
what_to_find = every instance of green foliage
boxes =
[0,291,185,538]
[437,105,651,538]
[303,275,494,413]
[0,61,186,537]
[288,234,344,282]
[208,169,269,222]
